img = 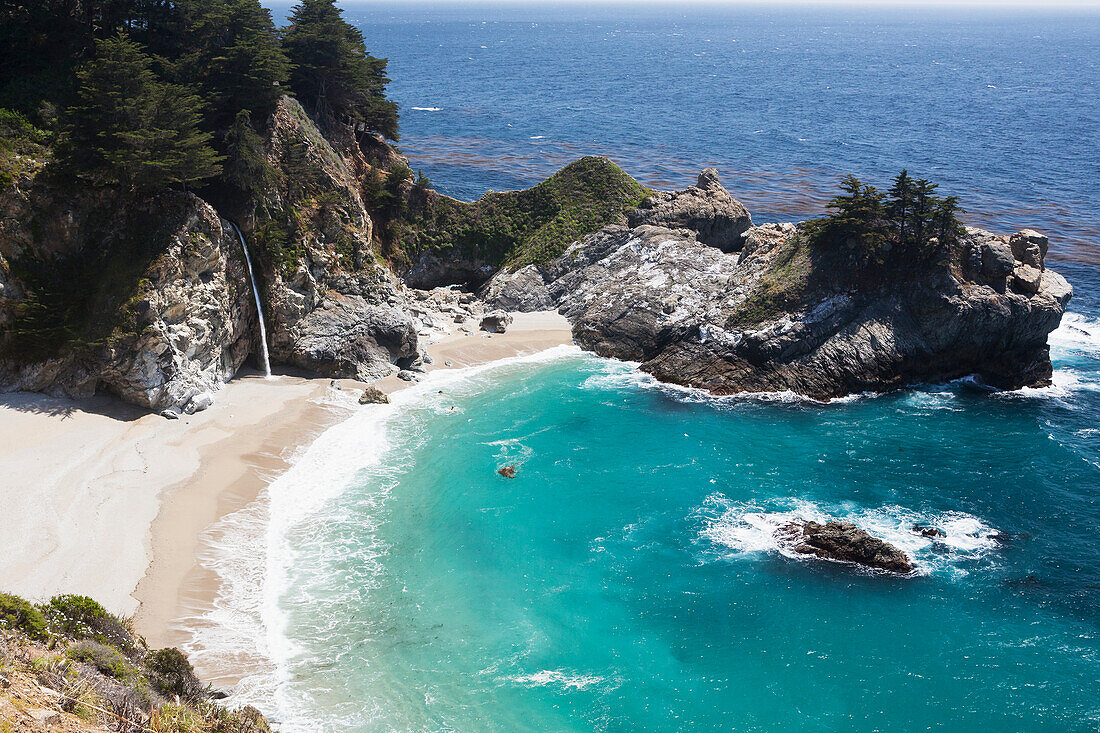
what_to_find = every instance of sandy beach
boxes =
[0,310,572,651]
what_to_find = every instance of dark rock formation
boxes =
[778,520,915,574]
[480,311,513,333]
[911,524,946,538]
[544,174,1072,399]
[627,168,752,252]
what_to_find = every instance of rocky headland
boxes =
[0,100,1073,412]
[486,169,1072,400]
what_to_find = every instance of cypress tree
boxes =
[222,108,273,194]
[282,0,399,140]
[886,169,914,246]
[59,31,222,192]
[910,178,939,247]
[172,0,290,131]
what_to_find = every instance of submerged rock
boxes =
[498,465,517,478]
[778,520,915,574]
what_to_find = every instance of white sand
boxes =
[0,310,574,648]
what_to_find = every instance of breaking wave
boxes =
[696,494,1002,577]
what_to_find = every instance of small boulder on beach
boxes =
[359,386,390,404]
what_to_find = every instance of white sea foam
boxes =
[410,106,442,111]
[510,669,612,692]
[1049,312,1100,358]
[182,345,587,727]
[696,494,1001,577]
[580,359,876,406]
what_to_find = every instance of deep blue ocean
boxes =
[206,5,1099,731]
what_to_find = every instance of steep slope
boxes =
[0,186,254,414]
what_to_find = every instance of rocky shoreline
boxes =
[485,170,1072,400]
[0,99,1073,413]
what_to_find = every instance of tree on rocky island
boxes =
[281,0,400,141]
[812,171,965,266]
[57,31,222,192]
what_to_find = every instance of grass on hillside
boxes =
[401,156,651,269]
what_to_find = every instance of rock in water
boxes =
[480,311,514,333]
[358,386,390,404]
[498,465,517,478]
[779,520,914,574]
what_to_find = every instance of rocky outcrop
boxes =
[250,96,421,381]
[479,264,553,312]
[479,311,513,333]
[545,175,1072,399]
[627,168,752,252]
[777,520,914,574]
[0,191,254,413]
[359,385,389,404]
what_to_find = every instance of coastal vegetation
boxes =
[395,156,652,269]
[0,0,397,360]
[806,170,965,266]
[0,591,270,732]
[0,0,397,198]
[730,172,967,328]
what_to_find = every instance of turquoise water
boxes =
[228,5,1100,729]
[223,314,1100,732]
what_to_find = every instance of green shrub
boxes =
[67,639,130,679]
[146,648,206,702]
[46,594,136,652]
[0,592,49,640]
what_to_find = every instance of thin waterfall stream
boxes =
[230,221,272,378]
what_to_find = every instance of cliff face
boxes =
[0,96,425,411]
[492,171,1072,399]
[0,109,1076,410]
[0,187,254,413]
[250,97,420,381]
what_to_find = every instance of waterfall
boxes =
[229,221,272,378]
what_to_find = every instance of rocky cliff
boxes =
[247,97,421,382]
[0,187,254,414]
[0,97,429,412]
[486,170,1072,399]
[0,114,1075,410]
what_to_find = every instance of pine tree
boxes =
[910,178,939,247]
[59,31,222,191]
[282,0,399,140]
[933,195,964,247]
[886,169,914,246]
